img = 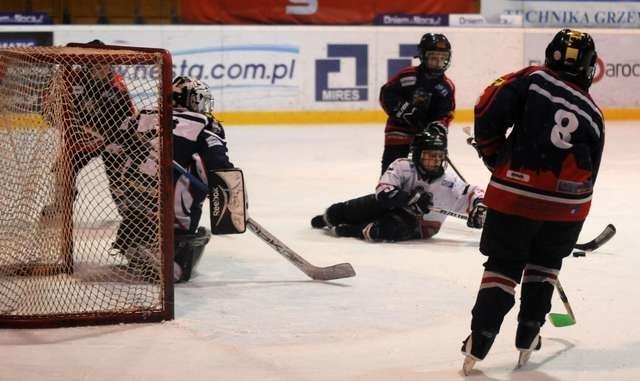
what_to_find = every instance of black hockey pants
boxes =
[326,193,420,242]
[470,209,584,333]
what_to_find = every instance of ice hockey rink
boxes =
[3,121,638,381]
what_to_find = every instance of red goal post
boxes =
[0,43,174,328]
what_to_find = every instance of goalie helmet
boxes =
[172,76,213,113]
[416,33,451,77]
[545,29,597,89]
[411,127,447,180]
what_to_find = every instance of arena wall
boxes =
[3,25,639,123]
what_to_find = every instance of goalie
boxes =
[311,127,486,242]
[169,76,236,282]
[113,76,237,282]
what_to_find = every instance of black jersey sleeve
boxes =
[199,118,233,170]
[474,68,532,159]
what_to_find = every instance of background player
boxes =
[460,29,605,373]
[379,32,456,173]
[41,39,135,218]
[311,127,486,242]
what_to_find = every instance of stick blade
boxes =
[574,224,616,251]
[309,263,356,281]
[548,312,576,327]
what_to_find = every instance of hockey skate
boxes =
[112,245,161,282]
[310,214,328,229]
[515,321,542,368]
[461,330,496,376]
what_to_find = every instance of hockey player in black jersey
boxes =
[379,32,456,173]
[460,29,605,374]
[311,127,485,242]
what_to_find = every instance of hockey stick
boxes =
[245,218,356,281]
[573,224,616,252]
[445,156,467,183]
[429,206,468,220]
[548,279,576,327]
[172,161,356,281]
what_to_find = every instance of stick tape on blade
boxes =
[209,168,247,234]
[548,313,576,327]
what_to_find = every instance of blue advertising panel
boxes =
[0,12,51,25]
[0,32,53,48]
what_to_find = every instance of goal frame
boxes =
[0,43,175,328]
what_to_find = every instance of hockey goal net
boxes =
[0,43,174,328]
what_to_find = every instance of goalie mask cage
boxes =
[0,44,174,328]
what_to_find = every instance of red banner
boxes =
[181,0,478,25]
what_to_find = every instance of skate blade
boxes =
[462,356,477,376]
[517,351,532,368]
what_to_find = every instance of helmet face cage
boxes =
[411,130,448,179]
[172,76,214,113]
[545,29,597,88]
[189,80,213,113]
[417,33,452,75]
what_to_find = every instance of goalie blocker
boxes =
[209,168,247,235]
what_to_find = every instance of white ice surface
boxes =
[3,122,639,381]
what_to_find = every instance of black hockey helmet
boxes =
[545,29,597,89]
[411,127,447,180]
[416,33,451,76]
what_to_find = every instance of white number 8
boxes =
[550,109,578,149]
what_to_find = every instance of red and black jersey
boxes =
[380,65,455,147]
[474,66,605,221]
[71,71,135,153]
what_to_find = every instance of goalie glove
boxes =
[467,198,487,229]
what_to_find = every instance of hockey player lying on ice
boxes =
[311,125,486,242]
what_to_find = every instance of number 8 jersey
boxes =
[474,65,605,221]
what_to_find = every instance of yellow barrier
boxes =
[216,108,639,125]
[0,113,48,130]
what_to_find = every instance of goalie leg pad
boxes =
[174,226,211,283]
[209,168,247,234]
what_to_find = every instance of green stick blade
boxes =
[548,313,576,327]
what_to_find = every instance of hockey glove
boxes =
[407,188,433,215]
[426,121,448,136]
[467,199,487,229]
[396,101,427,129]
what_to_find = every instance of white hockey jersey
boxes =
[376,158,484,230]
